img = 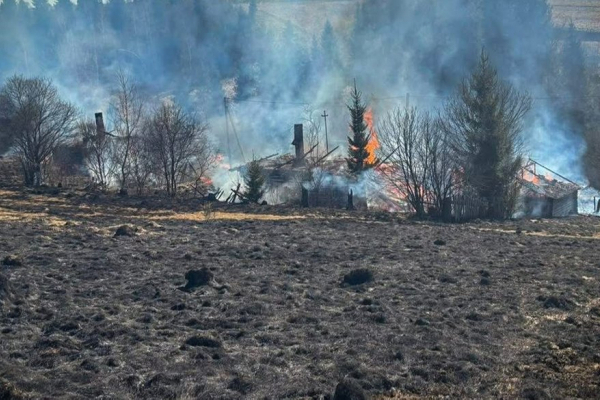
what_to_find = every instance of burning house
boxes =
[518,159,580,218]
[233,124,367,209]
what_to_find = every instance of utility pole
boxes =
[224,97,232,165]
[406,92,410,109]
[321,110,329,153]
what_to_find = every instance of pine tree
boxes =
[243,159,265,203]
[321,20,340,71]
[555,23,587,136]
[347,82,377,173]
[443,50,531,219]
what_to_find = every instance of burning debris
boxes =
[364,108,380,166]
[518,159,581,218]
[230,123,368,209]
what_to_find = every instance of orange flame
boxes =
[522,170,540,185]
[364,108,380,165]
[201,176,213,186]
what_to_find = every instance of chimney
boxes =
[292,124,304,163]
[95,112,106,136]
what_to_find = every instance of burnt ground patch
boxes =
[0,188,599,398]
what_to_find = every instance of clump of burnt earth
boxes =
[0,188,599,398]
[2,255,23,267]
[183,268,214,290]
[113,224,138,237]
[342,268,374,286]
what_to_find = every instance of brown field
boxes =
[0,188,599,399]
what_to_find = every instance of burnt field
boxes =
[0,188,599,399]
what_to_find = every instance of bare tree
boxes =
[78,120,113,189]
[379,107,434,217]
[427,119,454,215]
[0,75,78,186]
[0,115,13,155]
[128,129,154,195]
[184,137,217,197]
[109,71,144,193]
[302,106,323,163]
[146,102,212,196]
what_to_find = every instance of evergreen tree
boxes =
[346,82,377,173]
[554,23,587,136]
[443,51,532,219]
[243,159,265,203]
[321,20,340,71]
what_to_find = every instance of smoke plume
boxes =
[0,0,594,186]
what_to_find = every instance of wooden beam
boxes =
[311,146,339,166]
[230,153,279,172]
[276,144,318,168]
[528,159,581,187]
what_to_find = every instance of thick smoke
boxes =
[0,0,594,187]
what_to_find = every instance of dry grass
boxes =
[471,226,600,240]
[146,210,307,222]
[0,208,70,226]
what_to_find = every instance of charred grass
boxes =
[0,188,599,399]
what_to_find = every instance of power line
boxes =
[224,97,246,163]
[242,99,310,106]
[227,92,600,112]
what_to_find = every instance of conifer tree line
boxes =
[0,0,593,120]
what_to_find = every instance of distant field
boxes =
[239,0,600,36]
[551,0,600,31]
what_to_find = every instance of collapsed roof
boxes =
[518,159,581,199]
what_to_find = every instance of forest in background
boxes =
[0,0,599,187]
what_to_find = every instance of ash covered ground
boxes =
[0,188,599,399]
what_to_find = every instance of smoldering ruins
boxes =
[1,1,600,399]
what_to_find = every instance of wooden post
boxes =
[292,124,304,166]
[347,189,355,210]
[301,187,309,208]
[442,197,452,222]
[231,182,241,203]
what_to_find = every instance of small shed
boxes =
[518,160,580,218]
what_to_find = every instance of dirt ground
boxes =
[0,188,599,399]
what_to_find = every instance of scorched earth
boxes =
[0,188,599,399]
